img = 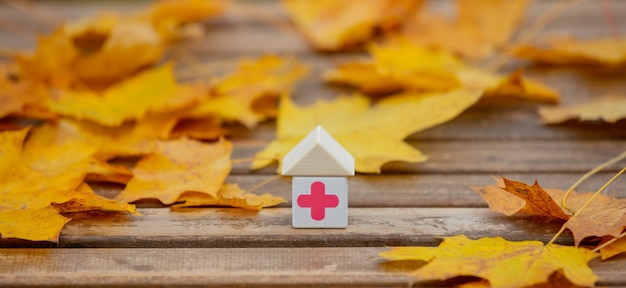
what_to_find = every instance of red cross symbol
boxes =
[297,181,339,221]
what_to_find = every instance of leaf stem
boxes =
[561,150,626,214]
[485,0,585,71]
[593,231,626,253]
[247,175,283,194]
[548,166,626,245]
[231,156,278,164]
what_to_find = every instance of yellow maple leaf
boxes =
[252,88,482,173]
[282,0,423,51]
[539,95,626,124]
[148,0,228,41]
[326,43,559,103]
[51,183,137,214]
[173,183,286,210]
[86,158,133,184]
[0,128,90,210]
[170,117,228,140]
[0,128,136,242]
[46,64,204,126]
[380,235,599,288]
[0,64,54,120]
[188,55,308,127]
[600,236,626,260]
[116,137,232,205]
[15,15,163,88]
[513,37,626,66]
[391,0,529,59]
[0,207,71,243]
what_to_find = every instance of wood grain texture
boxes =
[1,247,625,287]
[91,172,626,208]
[1,208,575,248]
[231,140,626,174]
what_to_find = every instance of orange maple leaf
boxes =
[389,0,529,59]
[116,137,232,205]
[474,177,626,245]
[283,0,423,51]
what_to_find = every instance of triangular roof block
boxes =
[282,126,354,176]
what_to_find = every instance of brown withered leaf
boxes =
[500,178,570,220]
[474,177,626,246]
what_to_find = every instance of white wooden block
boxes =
[282,126,354,176]
[292,177,348,228]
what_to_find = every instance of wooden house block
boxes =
[282,126,354,228]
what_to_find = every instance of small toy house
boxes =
[282,126,354,228]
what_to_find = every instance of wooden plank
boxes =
[1,247,624,287]
[91,172,626,208]
[3,0,626,53]
[231,140,626,174]
[1,208,578,248]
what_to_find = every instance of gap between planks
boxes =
[92,172,626,208]
[230,140,626,174]
[1,247,625,287]
[2,207,577,248]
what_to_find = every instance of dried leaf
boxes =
[325,43,559,103]
[149,0,227,41]
[51,183,137,214]
[86,158,133,184]
[0,207,71,242]
[539,96,626,124]
[252,88,482,173]
[188,55,308,127]
[0,128,91,210]
[170,117,228,140]
[474,177,626,245]
[391,0,529,59]
[600,236,626,260]
[0,66,51,119]
[283,0,423,51]
[501,178,570,220]
[15,15,163,88]
[561,190,626,246]
[173,183,286,210]
[116,137,232,204]
[46,64,203,126]
[380,235,599,288]
[513,38,626,66]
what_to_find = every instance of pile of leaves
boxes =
[0,0,299,242]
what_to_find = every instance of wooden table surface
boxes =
[2,1,626,287]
